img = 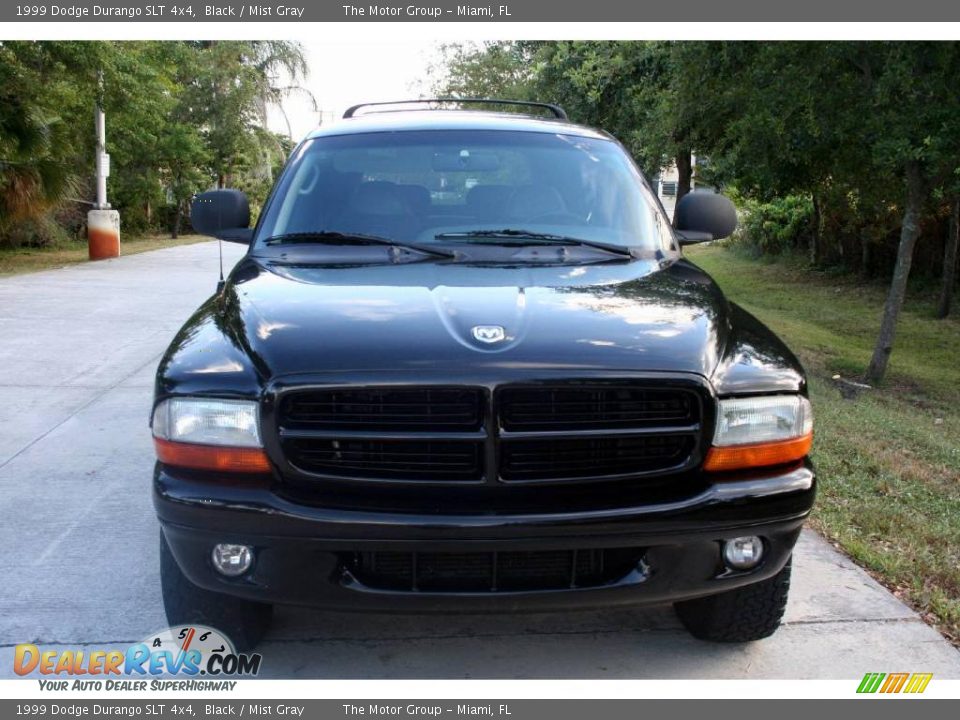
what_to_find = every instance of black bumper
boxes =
[154,462,815,612]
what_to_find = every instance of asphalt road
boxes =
[1,241,958,679]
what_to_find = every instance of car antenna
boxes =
[216,236,225,294]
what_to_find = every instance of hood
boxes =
[217,256,731,380]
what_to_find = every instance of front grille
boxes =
[276,381,704,485]
[284,438,484,481]
[281,387,482,431]
[500,434,695,482]
[278,386,485,483]
[499,385,698,430]
[348,548,643,592]
[497,383,702,483]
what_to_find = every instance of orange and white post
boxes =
[87,94,120,260]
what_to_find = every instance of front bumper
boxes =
[155,461,815,612]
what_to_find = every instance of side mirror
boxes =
[191,189,253,244]
[674,192,738,245]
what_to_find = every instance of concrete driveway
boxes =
[1,241,958,679]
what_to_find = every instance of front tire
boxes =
[674,557,792,642]
[159,530,272,652]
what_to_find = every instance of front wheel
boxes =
[674,557,792,642]
[159,530,272,652]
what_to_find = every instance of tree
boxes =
[435,40,960,383]
[0,41,312,246]
[532,42,670,173]
[0,42,99,244]
[664,42,960,382]
[100,42,184,232]
[431,42,537,101]
[436,41,702,207]
[861,43,960,381]
[865,161,926,381]
[183,41,309,188]
[939,197,959,318]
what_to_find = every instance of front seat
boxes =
[465,184,511,222]
[505,185,569,222]
[336,181,421,240]
[396,184,432,218]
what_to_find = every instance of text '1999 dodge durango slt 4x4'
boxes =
[152,99,815,650]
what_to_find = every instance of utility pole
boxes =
[87,71,121,260]
[95,107,108,209]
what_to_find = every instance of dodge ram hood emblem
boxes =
[472,325,506,343]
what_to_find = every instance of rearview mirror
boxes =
[674,192,738,245]
[191,190,252,244]
[432,150,501,172]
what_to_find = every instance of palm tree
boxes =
[0,44,79,240]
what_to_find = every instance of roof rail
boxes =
[342,98,569,121]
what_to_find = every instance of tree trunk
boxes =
[172,202,182,240]
[674,149,693,208]
[810,192,824,266]
[936,195,959,318]
[865,161,925,384]
[860,232,871,279]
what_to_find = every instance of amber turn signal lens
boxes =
[154,438,272,474]
[703,432,813,473]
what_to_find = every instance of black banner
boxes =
[4,0,960,23]
[1,700,958,720]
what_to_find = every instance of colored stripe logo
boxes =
[857,672,932,694]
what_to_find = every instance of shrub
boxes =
[0,212,73,249]
[730,195,815,257]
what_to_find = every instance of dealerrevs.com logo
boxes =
[14,626,261,690]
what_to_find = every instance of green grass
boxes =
[686,244,960,644]
[0,233,209,277]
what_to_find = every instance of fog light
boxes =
[212,543,253,576]
[722,536,764,570]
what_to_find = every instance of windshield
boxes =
[255,130,674,252]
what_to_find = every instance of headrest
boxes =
[397,184,431,214]
[466,185,511,211]
[348,181,410,216]
[506,185,567,219]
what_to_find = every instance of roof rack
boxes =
[342,98,568,121]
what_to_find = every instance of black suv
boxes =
[152,100,815,650]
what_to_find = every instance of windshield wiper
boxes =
[434,229,635,259]
[263,231,456,258]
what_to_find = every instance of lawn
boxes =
[686,244,960,645]
[0,233,209,277]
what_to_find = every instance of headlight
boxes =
[151,398,270,473]
[704,395,813,472]
[713,395,813,446]
[152,398,261,447]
